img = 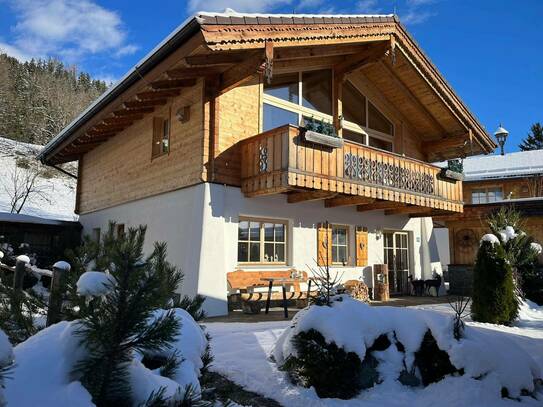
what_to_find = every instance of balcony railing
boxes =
[240,125,463,213]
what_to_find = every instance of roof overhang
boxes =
[38,12,496,165]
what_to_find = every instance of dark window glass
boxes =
[302,70,332,115]
[369,136,393,152]
[263,103,299,132]
[343,129,366,145]
[368,102,393,135]
[342,81,366,127]
[264,73,299,103]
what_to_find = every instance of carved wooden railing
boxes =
[240,124,463,212]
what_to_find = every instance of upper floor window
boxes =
[152,117,170,158]
[263,72,394,152]
[471,187,503,204]
[238,218,287,264]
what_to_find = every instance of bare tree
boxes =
[3,161,51,214]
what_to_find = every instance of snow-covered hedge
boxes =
[272,296,541,400]
[5,308,207,406]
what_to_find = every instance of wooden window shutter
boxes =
[355,227,368,267]
[152,117,164,157]
[317,222,332,266]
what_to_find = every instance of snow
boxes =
[198,9,393,19]
[53,261,71,271]
[76,271,116,297]
[481,233,500,245]
[434,150,543,182]
[0,136,77,221]
[531,242,542,255]
[206,299,543,407]
[499,226,518,242]
[6,308,208,406]
[16,254,30,264]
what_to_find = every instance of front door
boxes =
[383,232,410,295]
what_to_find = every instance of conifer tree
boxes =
[519,122,543,151]
[70,223,201,406]
[471,239,518,324]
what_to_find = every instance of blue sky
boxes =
[0,0,541,153]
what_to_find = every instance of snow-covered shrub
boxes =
[472,239,518,324]
[4,309,207,406]
[273,296,541,400]
[61,222,210,405]
[0,329,14,405]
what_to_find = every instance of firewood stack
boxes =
[343,279,370,303]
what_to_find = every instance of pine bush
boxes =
[471,240,518,324]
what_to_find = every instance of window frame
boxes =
[151,114,171,159]
[330,224,349,266]
[262,73,394,152]
[237,217,288,265]
[471,186,504,204]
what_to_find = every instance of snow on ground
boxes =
[206,301,543,407]
[0,136,77,221]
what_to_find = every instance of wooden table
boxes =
[260,277,300,318]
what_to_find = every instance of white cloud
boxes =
[400,9,435,25]
[188,0,292,14]
[2,0,137,62]
[0,41,31,61]
[356,0,382,14]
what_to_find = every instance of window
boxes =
[116,224,125,238]
[471,187,503,204]
[331,225,348,265]
[91,228,101,243]
[262,73,394,151]
[263,70,333,131]
[238,219,287,263]
[302,70,332,115]
[152,117,170,158]
[368,102,393,136]
[369,136,393,152]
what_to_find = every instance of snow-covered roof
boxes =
[461,150,543,181]
[0,212,77,226]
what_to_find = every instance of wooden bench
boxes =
[227,270,313,316]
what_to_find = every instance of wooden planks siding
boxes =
[77,81,205,213]
[240,125,464,212]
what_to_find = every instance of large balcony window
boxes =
[263,71,394,152]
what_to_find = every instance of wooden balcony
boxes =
[240,125,463,215]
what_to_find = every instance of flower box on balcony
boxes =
[303,130,344,149]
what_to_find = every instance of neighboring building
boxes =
[38,12,495,315]
[437,150,543,267]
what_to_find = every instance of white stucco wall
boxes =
[79,182,444,316]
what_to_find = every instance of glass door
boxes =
[383,232,410,295]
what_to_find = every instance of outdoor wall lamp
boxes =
[494,124,509,156]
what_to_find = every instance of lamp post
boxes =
[494,124,509,156]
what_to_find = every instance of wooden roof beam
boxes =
[287,190,336,204]
[334,42,389,76]
[166,66,224,79]
[357,201,406,212]
[92,124,127,132]
[114,107,155,116]
[409,210,454,218]
[218,43,273,95]
[150,78,197,90]
[275,44,371,61]
[324,196,375,208]
[103,116,141,125]
[136,89,180,100]
[184,52,246,66]
[423,134,469,156]
[378,60,448,135]
[124,99,167,108]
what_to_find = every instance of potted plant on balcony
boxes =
[302,117,344,149]
[439,159,464,182]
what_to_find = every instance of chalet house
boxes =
[38,12,495,316]
[437,150,543,276]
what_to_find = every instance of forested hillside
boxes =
[0,53,108,145]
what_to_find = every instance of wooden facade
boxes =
[38,13,495,216]
[240,125,463,212]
